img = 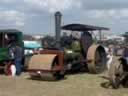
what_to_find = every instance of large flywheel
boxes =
[87,44,107,74]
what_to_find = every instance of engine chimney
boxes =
[55,11,62,48]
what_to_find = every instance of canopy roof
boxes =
[62,24,109,31]
[0,29,21,33]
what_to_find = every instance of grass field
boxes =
[0,72,128,96]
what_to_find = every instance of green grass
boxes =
[0,72,127,96]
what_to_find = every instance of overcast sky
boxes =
[0,0,128,35]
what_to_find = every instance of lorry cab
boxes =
[0,29,23,48]
[0,29,23,74]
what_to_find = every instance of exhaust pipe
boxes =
[55,11,62,49]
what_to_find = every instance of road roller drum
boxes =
[28,54,57,70]
[27,50,65,80]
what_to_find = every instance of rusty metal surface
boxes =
[28,50,64,70]
[39,50,64,67]
[29,71,56,81]
[87,44,106,73]
[27,50,65,80]
[28,54,57,70]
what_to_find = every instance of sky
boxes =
[0,0,128,35]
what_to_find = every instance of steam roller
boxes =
[27,11,109,80]
[27,44,106,80]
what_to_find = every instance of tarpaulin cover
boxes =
[24,41,42,49]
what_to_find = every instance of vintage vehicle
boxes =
[108,56,128,88]
[27,12,109,80]
[0,29,23,74]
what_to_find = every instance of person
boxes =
[106,45,114,70]
[10,63,16,77]
[122,44,128,64]
[81,31,93,58]
[43,40,49,49]
[33,48,40,54]
[7,35,16,60]
[14,44,23,76]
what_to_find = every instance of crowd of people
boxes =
[106,44,128,70]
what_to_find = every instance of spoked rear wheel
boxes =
[109,57,124,89]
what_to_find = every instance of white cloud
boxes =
[24,0,81,13]
[0,0,16,3]
[88,8,128,19]
[118,9,128,18]
[0,0,128,34]
[0,10,25,27]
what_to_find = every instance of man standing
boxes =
[81,31,93,58]
[14,44,23,75]
[106,45,114,70]
[122,44,128,64]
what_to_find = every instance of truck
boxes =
[0,29,23,74]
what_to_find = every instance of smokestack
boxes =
[55,11,62,48]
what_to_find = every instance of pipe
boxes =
[55,11,62,48]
